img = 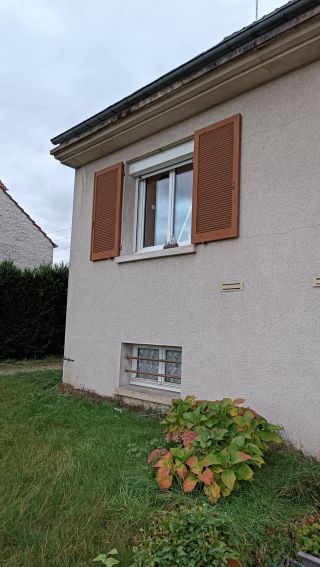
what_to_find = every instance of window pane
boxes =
[144,173,169,247]
[137,347,159,382]
[173,164,193,243]
[164,349,181,385]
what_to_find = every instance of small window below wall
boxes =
[135,162,193,252]
[126,345,182,392]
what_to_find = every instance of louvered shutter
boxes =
[90,163,123,260]
[191,114,241,244]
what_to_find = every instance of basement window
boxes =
[126,345,182,392]
[135,163,193,252]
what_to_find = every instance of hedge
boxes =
[0,261,68,360]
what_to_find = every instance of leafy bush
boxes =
[148,396,282,502]
[295,520,320,558]
[131,504,241,567]
[0,260,68,359]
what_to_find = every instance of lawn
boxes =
[0,370,319,566]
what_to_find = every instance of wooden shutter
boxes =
[90,163,123,261]
[191,114,241,244]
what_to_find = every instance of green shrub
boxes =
[131,504,241,567]
[148,396,282,502]
[295,520,320,558]
[0,260,68,359]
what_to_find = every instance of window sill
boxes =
[114,244,196,264]
[114,385,180,407]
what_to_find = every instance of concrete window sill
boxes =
[114,385,180,407]
[114,244,196,264]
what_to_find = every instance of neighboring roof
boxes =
[0,180,56,248]
[51,0,319,146]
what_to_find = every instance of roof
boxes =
[51,0,319,147]
[0,180,56,248]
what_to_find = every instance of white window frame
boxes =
[134,160,193,253]
[129,344,182,392]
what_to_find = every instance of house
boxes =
[51,0,320,456]
[0,180,55,268]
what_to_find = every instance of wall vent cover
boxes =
[221,281,244,292]
[312,277,320,288]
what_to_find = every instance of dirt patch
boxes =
[59,382,165,416]
[58,382,111,405]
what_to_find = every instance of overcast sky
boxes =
[0,0,285,263]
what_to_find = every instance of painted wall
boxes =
[0,190,53,268]
[64,60,320,456]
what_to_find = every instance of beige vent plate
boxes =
[221,281,244,292]
[312,277,320,288]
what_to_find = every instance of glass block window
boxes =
[126,345,182,391]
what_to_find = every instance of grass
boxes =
[0,370,319,566]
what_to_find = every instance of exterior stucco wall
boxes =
[64,60,320,456]
[0,191,53,268]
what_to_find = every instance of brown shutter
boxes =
[191,114,241,244]
[90,163,123,261]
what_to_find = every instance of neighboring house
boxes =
[51,0,320,456]
[0,180,55,268]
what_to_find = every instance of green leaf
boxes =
[92,555,120,566]
[202,452,222,466]
[221,469,236,490]
[212,428,229,440]
[235,463,253,480]
[230,435,246,449]
[108,549,118,556]
[259,431,282,443]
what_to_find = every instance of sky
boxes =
[0,0,286,264]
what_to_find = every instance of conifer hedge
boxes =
[0,261,68,360]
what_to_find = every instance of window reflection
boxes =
[144,173,169,247]
[173,164,193,243]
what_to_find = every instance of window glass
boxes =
[173,164,193,243]
[137,347,159,382]
[164,349,182,385]
[144,173,169,247]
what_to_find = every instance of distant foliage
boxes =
[0,260,68,359]
[148,396,282,503]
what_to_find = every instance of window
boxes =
[126,345,182,391]
[135,163,193,252]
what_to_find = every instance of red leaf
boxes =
[153,451,173,468]
[176,463,187,480]
[238,452,252,462]
[156,471,173,490]
[186,456,198,468]
[233,398,245,406]
[147,448,167,467]
[156,466,172,480]
[183,475,197,493]
[198,467,214,486]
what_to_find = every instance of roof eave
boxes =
[51,0,320,149]
[51,3,320,168]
